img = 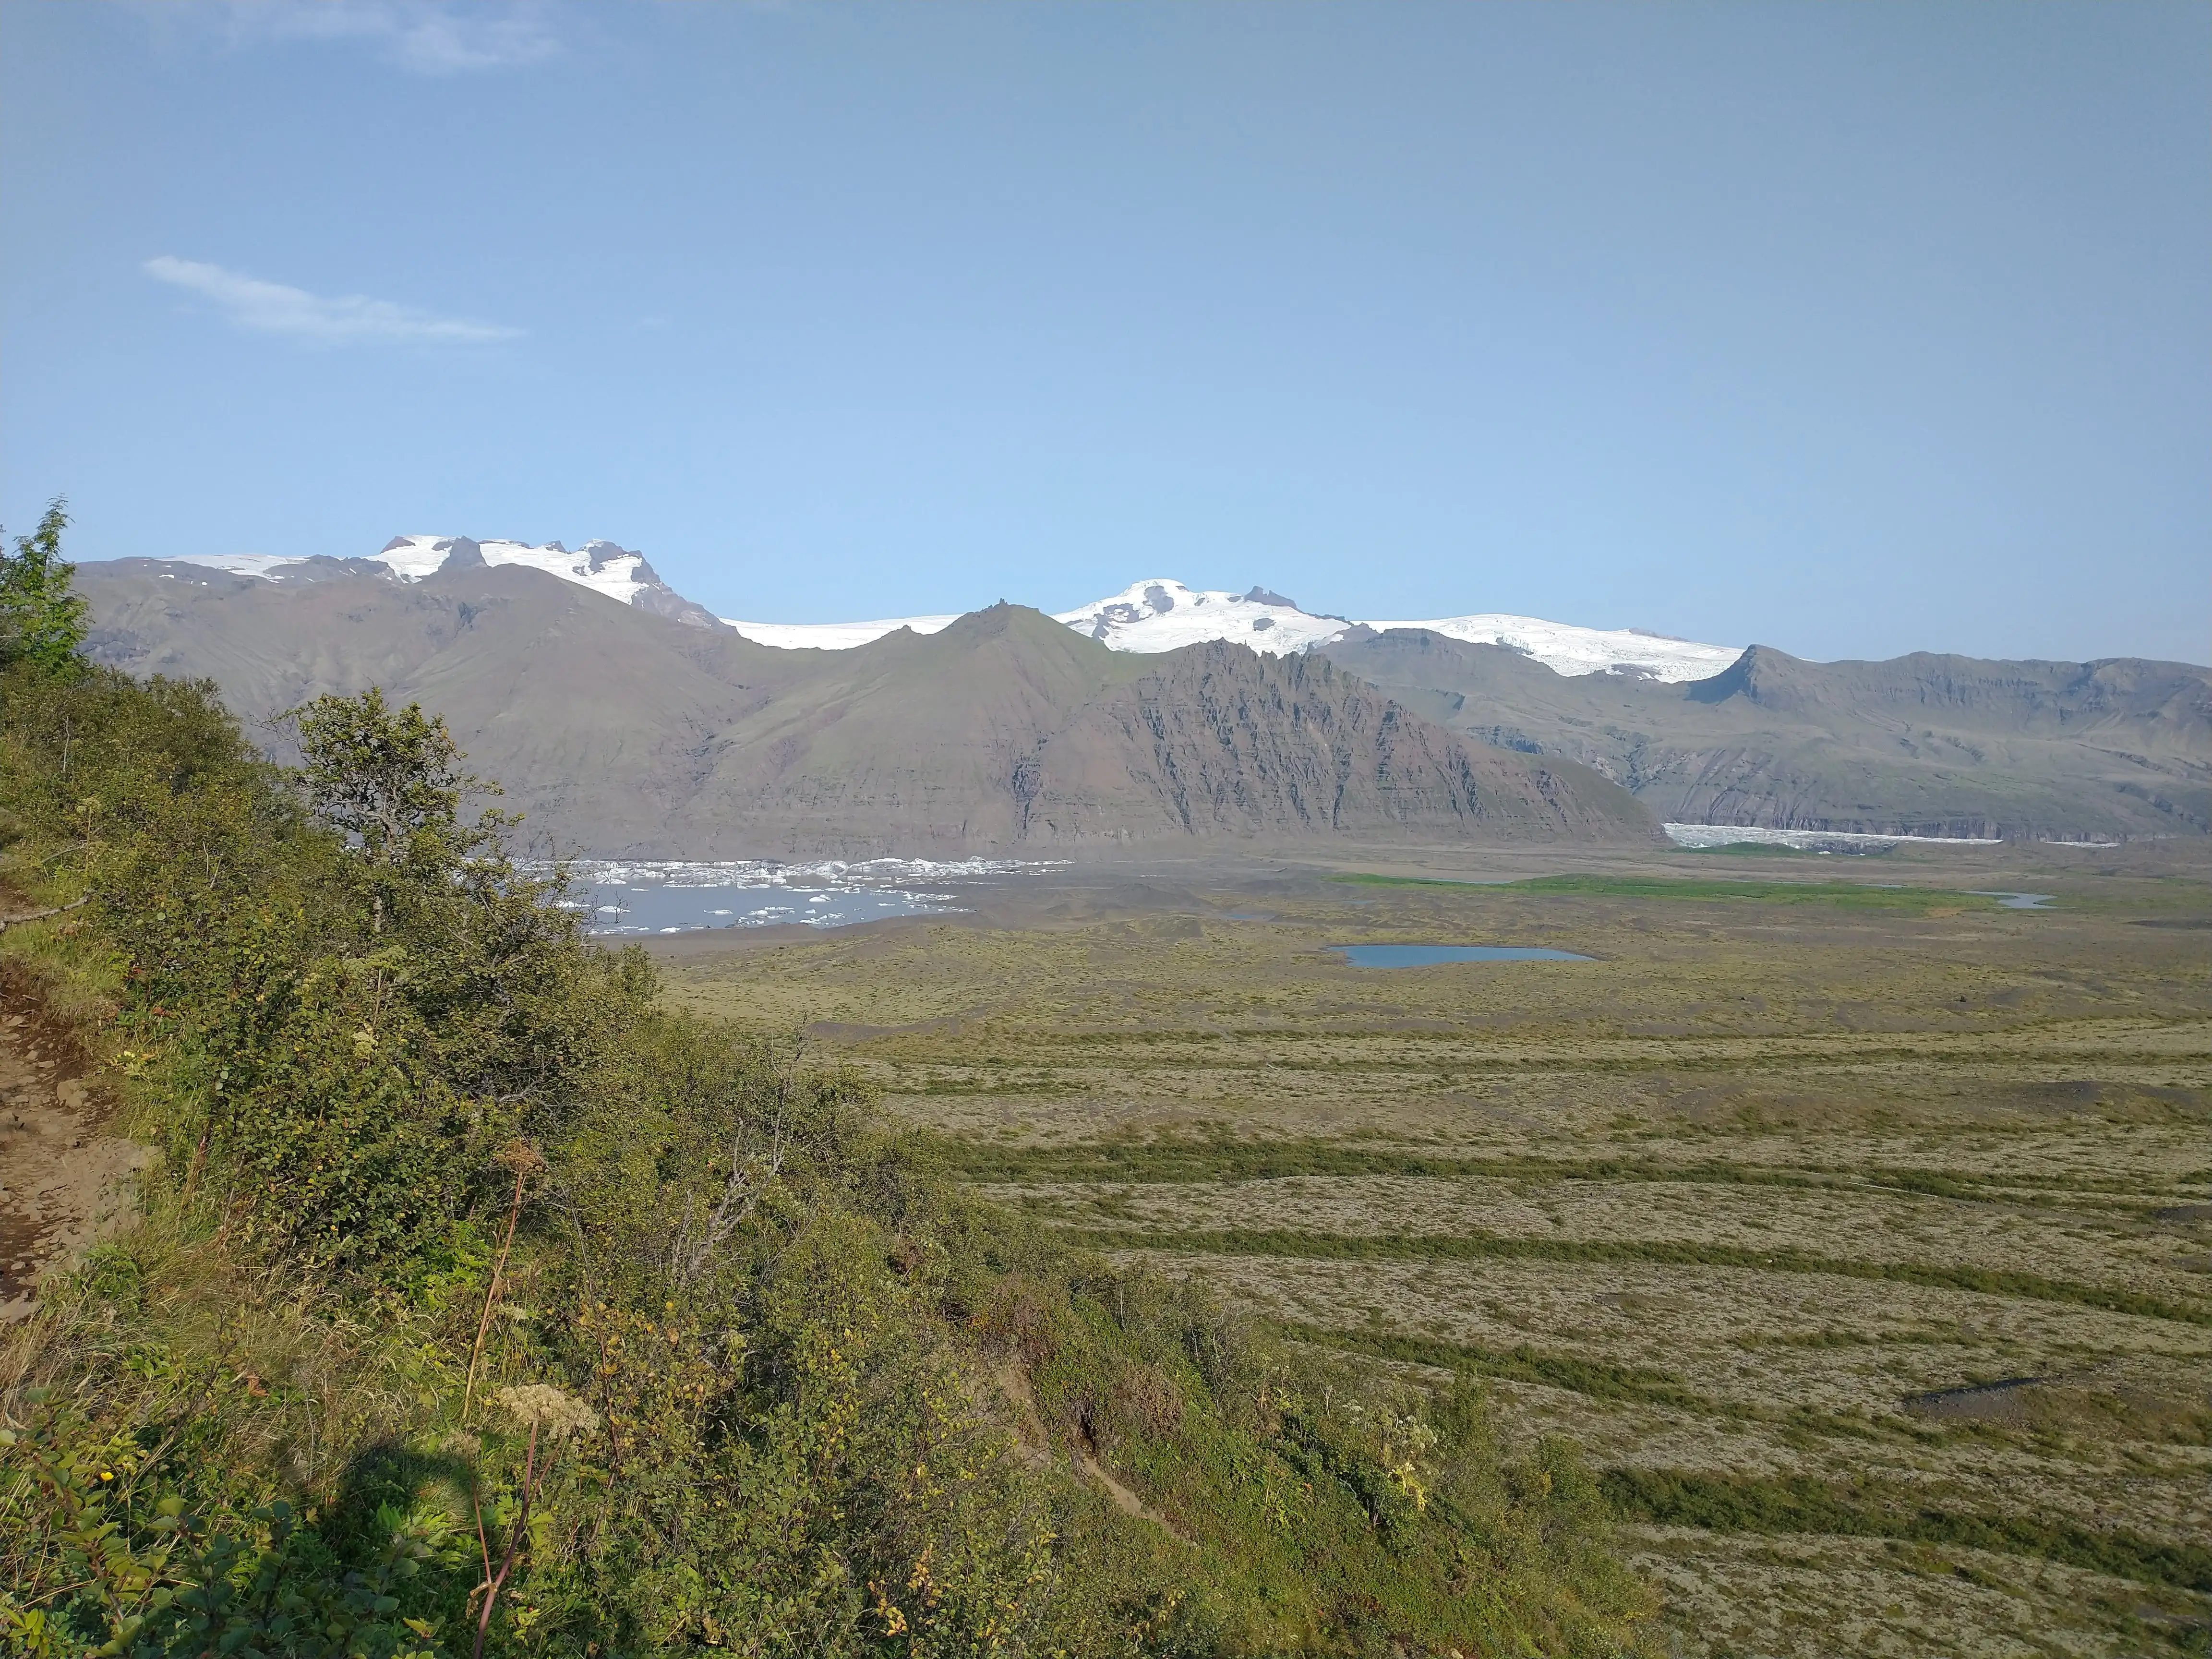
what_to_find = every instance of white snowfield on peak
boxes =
[179,535,666,610]
[1068,579,1740,682]
[728,578,1740,681]
[162,542,1739,683]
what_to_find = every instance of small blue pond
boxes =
[1332,944,1593,968]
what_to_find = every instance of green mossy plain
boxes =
[1334,871,2007,914]
[664,845,2212,1657]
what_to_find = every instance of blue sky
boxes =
[3,1,2206,663]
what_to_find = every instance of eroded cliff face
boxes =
[1015,643,1647,844]
[658,610,1652,855]
[1319,630,2212,842]
[75,566,1654,856]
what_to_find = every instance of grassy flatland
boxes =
[1039,1219,2210,1325]
[1336,871,2011,913]
[663,844,2212,1655]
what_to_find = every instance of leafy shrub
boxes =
[0,500,89,677]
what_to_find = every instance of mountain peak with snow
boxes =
[1348,611,1740,681]
[1052,579,1354,655]
[721,577,1737,681]
[1046,578,1739,681]
[158,535,1740,682]
[172,535,725,629]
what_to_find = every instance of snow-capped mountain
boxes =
[379,536,664,606]
[1052,578,1738,681]
[1054,580,1352,654]
[167,537,1736,681]
[170,536,723,629]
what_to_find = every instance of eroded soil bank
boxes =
[0,991,147,1321]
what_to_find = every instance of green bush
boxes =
[0,500,89,677]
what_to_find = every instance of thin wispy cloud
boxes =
[212,1,560,76]
[145,256,522,344]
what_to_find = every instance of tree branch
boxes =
[0,895,89,933]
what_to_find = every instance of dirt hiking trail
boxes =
[0,994,148,1321]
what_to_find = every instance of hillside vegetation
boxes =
[0,537,1654,1655]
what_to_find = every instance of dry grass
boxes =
[661,846,2212,1655]
[1623,1526,2206,1659]
[986,1175,2210,1304]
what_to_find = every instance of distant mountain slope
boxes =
[98,549,2197,844]
[76,561,1652,857]
[1318,627,2212,842]
[663,605,1651,854]
[80,558,803,849]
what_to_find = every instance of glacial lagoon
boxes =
[555,857,1060,935]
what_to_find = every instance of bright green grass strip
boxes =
[1600,1468,2212,1592]
[1063,1226,2212,1326]
[1328,873,1498,890]
[1330,871,1996,912]
[1277,1322,1710,1409]
[1517,875,1993,911]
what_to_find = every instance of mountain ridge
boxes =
[78,552,2206,844]
[75,560,1655,857]
[1317,627,2211,842]
[159,540,1746,682]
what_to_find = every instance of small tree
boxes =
[290,686,509,935]
[294,686,476,866]
[0,497,90,675]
